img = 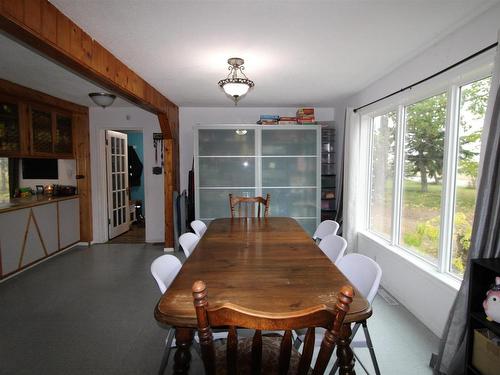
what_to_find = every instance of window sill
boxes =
[358,231,462,292]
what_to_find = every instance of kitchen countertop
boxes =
[0,195,79,213]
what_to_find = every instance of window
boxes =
[367,76,492,278]
[401,93,447,265]
[0,157,9,202]
[451,77,491,276]
[369,111,396,239]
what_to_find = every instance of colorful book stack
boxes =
[258,114,279,125]
[278,116,297,124]
[296,108,315,124]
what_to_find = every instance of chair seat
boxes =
[213,335,311,375]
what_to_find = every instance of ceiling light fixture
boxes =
[88,92,116,108]
[218,57,254,105]
[235,129,247,136]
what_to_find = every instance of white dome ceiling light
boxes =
[218,57,254,105]
[88,92,116,108]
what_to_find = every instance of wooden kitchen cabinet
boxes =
[0,101,21,155]
[30,106,53,154]
[54,114,73,154]
[29,106,73,158]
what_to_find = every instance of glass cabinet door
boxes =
[197,128,256,221]
[195,126,320,234]
[31,108,53,154]
[54,114,73,154]
[0,102,20,153]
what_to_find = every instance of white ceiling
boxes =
[49,0,500,107]
[1,1,499,108]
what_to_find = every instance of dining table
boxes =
[154,217,372,374]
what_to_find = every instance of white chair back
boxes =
[191,220,207,238]
[150,255,182,294]
[312,220,339,241]
[337,253,382,303]
[179,232,200,258]
[318,234,347,264]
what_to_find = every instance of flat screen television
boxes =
[22,158,58,179]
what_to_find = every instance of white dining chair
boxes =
[150,254,183,374]
[312,220,340,242]
[178,232,199,259]
[318,234,347,264]
[331,253,383,375]
[190,220,207,238]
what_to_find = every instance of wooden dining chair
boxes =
[192,280,354,375]
[229,193,271,218]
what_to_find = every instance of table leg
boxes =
[173,327,194,375]
[337,323,356,375]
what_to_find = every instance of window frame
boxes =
[363,60,493,280]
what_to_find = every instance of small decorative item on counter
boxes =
[483,277,500,323]
[19,187,32,198]
[43,184,54,196]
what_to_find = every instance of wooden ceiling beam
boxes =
[0,0,178,139]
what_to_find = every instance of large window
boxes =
[367,76,491,278]
[0,157,9,202]
[369,112,396,239]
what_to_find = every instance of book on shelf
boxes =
[259,120,278,125]
[278,121,297,124]
[297,118,316,124]
[296,108,315,116]
[260,114,280,120]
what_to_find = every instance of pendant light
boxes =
[218,57,254,105]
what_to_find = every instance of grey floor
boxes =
[0,243,439,375]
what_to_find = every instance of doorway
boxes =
[105,130,146,243]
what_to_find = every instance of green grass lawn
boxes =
[402,180,477,211]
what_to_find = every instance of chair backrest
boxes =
[312,220,340,241]
[179,232,200,258]
[192,280,354,375]
[337,253,382,304]
[150,255,182,294]
[229,193,271,218]
[318,234,347,265]
[191,220,207,238]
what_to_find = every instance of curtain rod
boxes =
[353,42,499,113]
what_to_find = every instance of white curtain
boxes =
[343,108,370,252]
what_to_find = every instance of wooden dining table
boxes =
[155,217,372,374]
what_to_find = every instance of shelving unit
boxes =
[465,258,500,374]
[194,124,321,235]
[320,127,336,221]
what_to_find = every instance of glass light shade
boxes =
[223,82,250,97]
[89,93,116,108]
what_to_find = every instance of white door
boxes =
[106,130,130,239]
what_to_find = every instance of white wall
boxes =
[89,107,164,243]
[337,5,500,337]
[179,107,335,192]
[19,159,76,190]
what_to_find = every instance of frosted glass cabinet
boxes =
[194,125,321,234]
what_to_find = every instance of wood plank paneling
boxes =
[40,0,56,43]
[73,112,92,243]
[23,0,41,33]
